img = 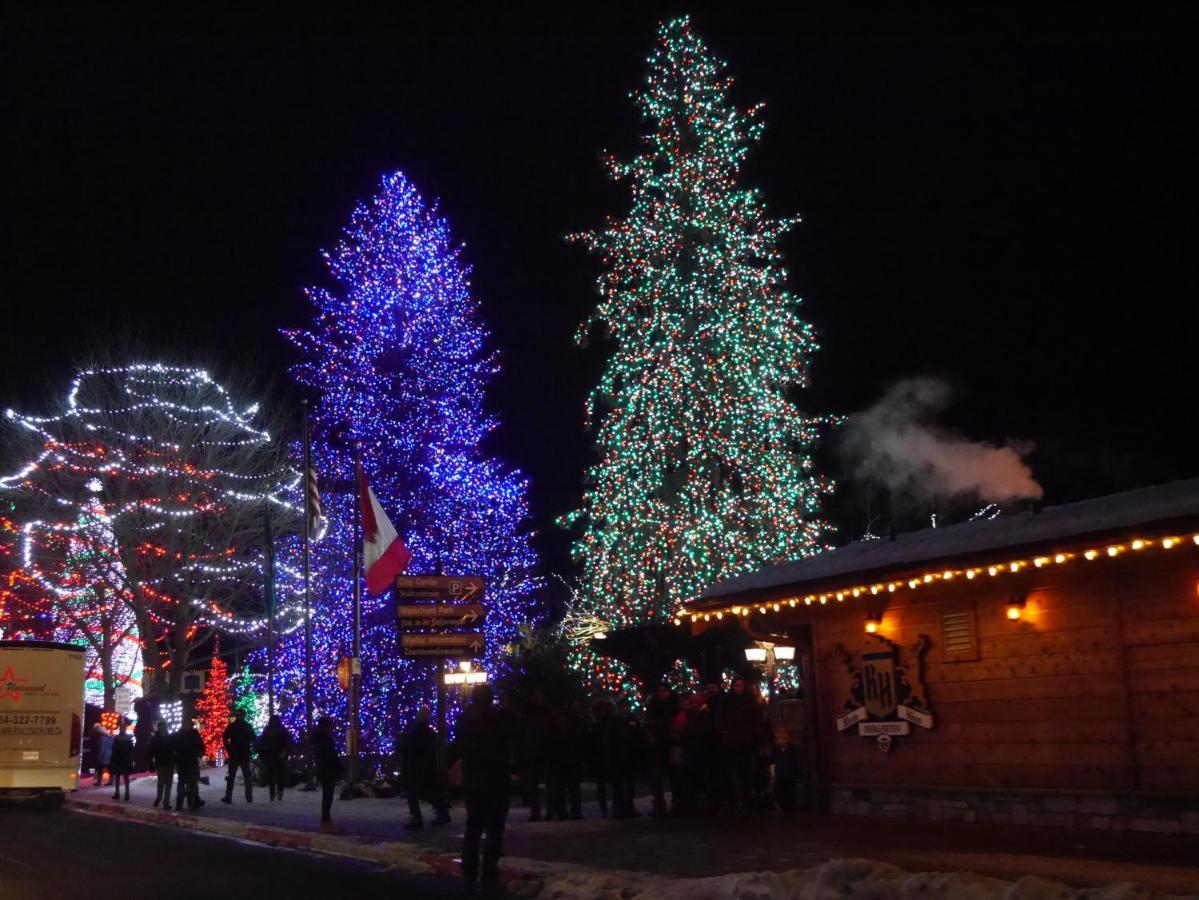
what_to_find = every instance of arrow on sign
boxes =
[395,575,485,602]
[457,580,483,603]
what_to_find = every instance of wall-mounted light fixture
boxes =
[1005,591,1027,622]
[865,614,881,634]
[744,646,767,662]
[773,645,796,661]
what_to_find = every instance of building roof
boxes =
[698,478,1199,606]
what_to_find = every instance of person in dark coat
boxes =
[310,716,342,831]
[518,689,550,821]
[546,707,584,820]
[611,700,642,818]
[644,684,678,816]
[109,720,134,801]
[256,714,293,802]
[173,717,205,810]
[772,726,800,815]
[722,678,758,813]
[400,707,437,829]
[221,708,256,804]
[91,721,112,786]
[148,719,175,808]
[455,684,515,895]
[587,699,616,818]
[133,697,155,772]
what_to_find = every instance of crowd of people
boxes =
[502,677,802,822]
[89,709,344,830]
[86,677,800,894]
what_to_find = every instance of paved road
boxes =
[0,802,462,900]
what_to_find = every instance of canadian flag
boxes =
[358,466,412,595]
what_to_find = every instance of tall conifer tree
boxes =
[278,172,539,749]
[567,17,831,634]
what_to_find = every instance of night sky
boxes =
[3,5,1196,576]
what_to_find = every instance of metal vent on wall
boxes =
[941,611,974,654]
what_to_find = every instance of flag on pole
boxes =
[306,466,328,542]
[358,466,412,594]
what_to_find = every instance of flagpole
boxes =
[264,500,276,719]
[301,399,313,738]
[347,442,363,797]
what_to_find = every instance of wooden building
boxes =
[685,479,1199,833]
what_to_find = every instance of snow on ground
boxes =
[506,857,1193,900]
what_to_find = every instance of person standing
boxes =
[644,684,678,816]
[400,707,437,830]
[722,677,757,813]
[221,708,256,804]
[587,699,616,818]
[546,707,583,820]
[109,720,134,801]
[611,700,642,818]
[518,689,550,822]
[91,720,112,786]
[132,697,155,772]
[456,684,514,895]
[310,716,342,832]
[173,716,205,811]
[148,720,175,808]
[256,714,293,802]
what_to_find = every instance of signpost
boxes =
[396,603,486,629]
[399,632,486,659]
[394,575,485,602]
[394,573,486,826]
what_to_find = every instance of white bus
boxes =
[0,640,86,797]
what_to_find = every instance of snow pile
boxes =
[507,857,1187,900]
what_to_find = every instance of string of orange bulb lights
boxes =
[677,533,1199,625]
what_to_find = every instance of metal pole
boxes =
[347,445,363,796]
[301,400,314,737]
[433,556,448,821]
[264,501,276,719]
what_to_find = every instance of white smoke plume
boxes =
[842,378,1042,503]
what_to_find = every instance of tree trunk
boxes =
[101,649,115,712]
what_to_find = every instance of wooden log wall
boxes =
[807,546,1199,795]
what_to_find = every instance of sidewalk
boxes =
[68,770,1199,896]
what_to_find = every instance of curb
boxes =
[64,795,483,879]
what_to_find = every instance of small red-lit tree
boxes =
[196,639,230,763]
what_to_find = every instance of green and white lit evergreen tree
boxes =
[565,16,832,635]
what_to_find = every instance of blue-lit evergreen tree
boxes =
[276,171,540,751]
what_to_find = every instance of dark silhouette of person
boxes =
[256,714,293,801]
[546,706,583,820]
[721,677,758,813]
[518,688,550,822]
[456,683,515,895]
[173,717,205,810]
[611,700,642,818]
[148,719,175,807]
[109,719,134,801]
[221,708,256,804]
[401,706,438,829]
[311,716,342,831]
[588,698,616,818]
[644,684,678,816]
[133,697,155,772]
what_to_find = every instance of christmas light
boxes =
[562,16,831,685]
[196,639,230,764]
[159,699,183,733]
[683,533,1199,621]
[273,171,540,750]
